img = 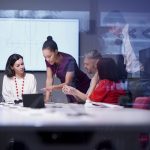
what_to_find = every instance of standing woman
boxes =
[42,36,91,103]
[2,54,37,103]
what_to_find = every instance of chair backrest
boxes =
[118,90,133,108]
[133,97,150,109]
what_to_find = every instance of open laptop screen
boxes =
[22,93,45,108]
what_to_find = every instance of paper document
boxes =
[85,100,124,108]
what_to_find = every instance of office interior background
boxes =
[0,0,150,103]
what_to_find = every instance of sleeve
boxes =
[2,76,14,103]
[89,80,108,102]
[66,58,76,72]
[30,74,37,93]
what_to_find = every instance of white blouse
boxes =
[2,73,37,103]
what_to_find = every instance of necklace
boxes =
[14,76,24,100]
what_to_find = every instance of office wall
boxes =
[0,0,150,102]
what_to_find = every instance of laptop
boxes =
[22,93,45,108]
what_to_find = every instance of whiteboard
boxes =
[0,18,79,71]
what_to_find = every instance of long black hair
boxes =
[97,57,120,82]
[42,36,58,52]
[5,54,23,77]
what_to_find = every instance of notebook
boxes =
[22,93,45,108]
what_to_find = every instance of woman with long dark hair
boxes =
[89,57,126,104]
[2,54,37,103]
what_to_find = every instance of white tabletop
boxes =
[0,102,150,132]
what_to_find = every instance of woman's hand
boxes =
[62,85,77,96]
[41,86,53,92]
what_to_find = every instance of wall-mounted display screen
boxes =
[0,18,79,71]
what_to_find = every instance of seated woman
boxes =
[2,54,37,103]
[89,57,126,104]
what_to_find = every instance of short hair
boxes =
[42,36,58,52]
[84,49,102,60]
[5,54,23,77]
[97,57,119,82]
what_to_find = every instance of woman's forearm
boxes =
[62,85,87,101]
[52,83,67,90]
[75,89,87,101]
[45,78,53,102]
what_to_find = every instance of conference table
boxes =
[0,102,150,150]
